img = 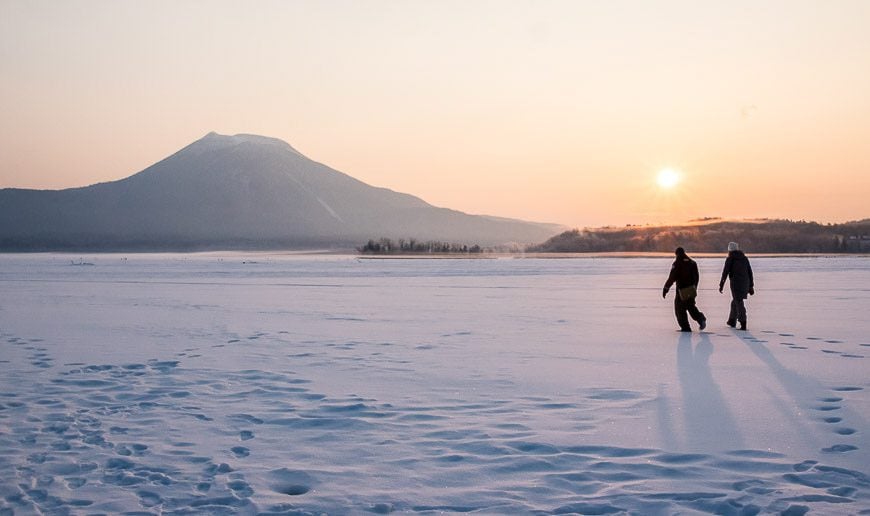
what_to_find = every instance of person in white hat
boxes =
[719,242,754,330]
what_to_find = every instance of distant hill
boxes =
[529,219,870,253]
[0,133,563,251]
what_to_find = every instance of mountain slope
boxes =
[0,132,562,250]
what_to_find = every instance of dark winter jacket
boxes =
[664,255,700,291]
[720,250,754,294]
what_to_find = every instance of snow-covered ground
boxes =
[0,253,868,514]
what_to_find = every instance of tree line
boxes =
[357,219,870,255]
[358,238,483,255]
[528,219,870,253]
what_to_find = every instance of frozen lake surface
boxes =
[1,254,868,514]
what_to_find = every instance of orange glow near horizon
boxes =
[1,1,869,229]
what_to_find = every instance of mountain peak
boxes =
[0,132,562,250]
[191,132,303,157]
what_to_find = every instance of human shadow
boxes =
[677,332,744,451]
[737,331,815,399]
[655,383,680,451]
[736,330,869,449]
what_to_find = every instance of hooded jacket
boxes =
[664,253,700,291]
[720,250,754,293]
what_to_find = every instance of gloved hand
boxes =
[749,287,755,296]
[718,283,724,293]
[662,287,668,299]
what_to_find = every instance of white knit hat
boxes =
[728,242,739,251]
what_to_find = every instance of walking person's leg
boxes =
[736,296,747,329]
[727,296,738,327]
[686,297,706,329]
[674,297,691,331]
[686,298,703,322]
[731,287,747,329]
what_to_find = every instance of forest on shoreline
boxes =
[528,219,870,254]
[359,219,870,256]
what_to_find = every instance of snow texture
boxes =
[0,254,868,514]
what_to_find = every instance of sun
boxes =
[656,168,681,189]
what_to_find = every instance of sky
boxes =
[1,0,869,228]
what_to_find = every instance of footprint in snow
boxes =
[231,446,250,458]
[822,444,858,453]
[268,468,315,496]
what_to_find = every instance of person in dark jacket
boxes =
[719,241,754,330]
[663,247,707,332]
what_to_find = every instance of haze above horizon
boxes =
[1,0,868,228]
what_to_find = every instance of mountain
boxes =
[0,132,563,250]
[529,218,870,253]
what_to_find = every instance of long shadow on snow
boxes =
[677,332,744,451]
[737,330,869,453]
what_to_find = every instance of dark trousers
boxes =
[728,288,747,325]
[675,295,705,331]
